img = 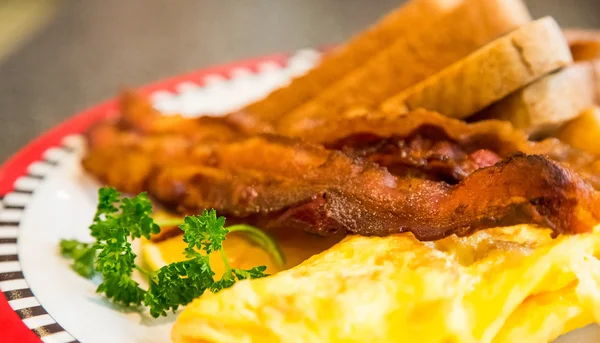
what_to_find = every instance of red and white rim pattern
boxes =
[0,139,81,343]
[0,50,321,343]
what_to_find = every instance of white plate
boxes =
[0,48,597,342]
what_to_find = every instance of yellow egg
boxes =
[142,227,344,277]
[172,225,600,343]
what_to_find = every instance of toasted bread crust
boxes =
[379,17,572,121]
[564,29,600,104]
[565,29,600,49]
[231,0,462,131]
[276,0,531,136]
[476,63,595,138]
[570,40,600,62]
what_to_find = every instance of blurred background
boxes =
[0,0,598,162]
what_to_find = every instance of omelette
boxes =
[172,225,600,343]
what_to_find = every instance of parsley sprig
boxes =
[59,239,95,278]
[59,187,278,317]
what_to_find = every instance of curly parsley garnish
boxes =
[59,239,95,278]
[59,187,279,317]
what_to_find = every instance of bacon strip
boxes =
[147,136,600,240]
[279,109,600,187]
[82,93,600,240]
[85,93,600,189]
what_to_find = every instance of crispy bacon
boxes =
[81,93,600,240]
[85,94,600,188]
[83,92,242,194]
[147,136,600,240]
[327,131,502,183]
[285,110,600,187]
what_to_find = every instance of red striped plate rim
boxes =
[0,53,290,343]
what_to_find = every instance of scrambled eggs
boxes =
[172,225,600,343]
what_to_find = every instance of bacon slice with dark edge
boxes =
[268,108,600,188]
[147,136,600,240]
[82,92,600,241]
[84,93,600,189]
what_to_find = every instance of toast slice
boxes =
[570,39,600,62]
[230,0,463,131]
[564,29,600,103]
[276,0,531,136]
[379,17,572,121]
[591,60,600,104]
[475,62,596,138]
[565,29,600,61]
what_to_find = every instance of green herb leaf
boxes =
[210,269,236,293]
[60,239,85,257]
[144,256,215,318]
[59,187,274,318]
[59,239,96,278]
[119,194,160,240]
[95,187,120,219]
[94,227,146,306]
[154,216,285,267]
[90,189,159,241]
[232,266,269,281]
[145,210,230,318]
[210,266,268,294]
[181,210,227,255]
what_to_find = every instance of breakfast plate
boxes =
[0,49,599,343]
[0,50,321,343]
[3,0,600,342]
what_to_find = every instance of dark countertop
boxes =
[0,0,598,163]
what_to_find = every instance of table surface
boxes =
[0,0,598,163]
